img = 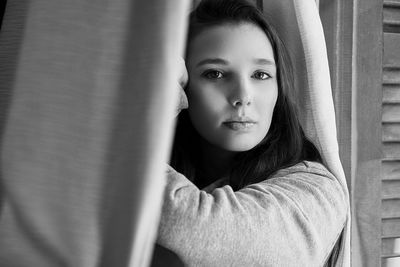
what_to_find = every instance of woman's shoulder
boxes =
[273,160,331,176]
[270,160,334,180]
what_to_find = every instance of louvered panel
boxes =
[383,180,400,196]
[383,143,400,159]
[383,68,400,84]
[383,218,400,237]
[383,85,400,103]
[383,160,400,181]
[384,33,400,67]
[383,104,400,123]
[382,1,400,264]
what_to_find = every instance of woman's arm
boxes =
[157,161,348,266]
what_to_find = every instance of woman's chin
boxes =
[219,140,259,152]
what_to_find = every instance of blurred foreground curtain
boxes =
[0,1,189,266]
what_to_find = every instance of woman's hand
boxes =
[176,58,188,117]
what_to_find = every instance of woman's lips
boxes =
[223,121,257,131]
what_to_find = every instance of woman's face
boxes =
[186,22,278,152]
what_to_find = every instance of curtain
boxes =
[262,0,350,265]
[0,0,189,266]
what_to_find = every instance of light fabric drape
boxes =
[292,1,350,265]
[0,1,189,266]
[262,0,350,266]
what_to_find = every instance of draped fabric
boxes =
[291,1,350,265]
[261,2,350,265]
[0,1,189,266]
[0,0,349,266]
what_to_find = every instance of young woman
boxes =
[156,0,348,266]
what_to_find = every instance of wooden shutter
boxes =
[382,1,400,266]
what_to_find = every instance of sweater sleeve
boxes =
[157,161,348,267]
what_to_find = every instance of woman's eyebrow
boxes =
[196,58,229,67]
[254,58,276,66]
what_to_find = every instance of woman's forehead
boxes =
[187,22,275,66]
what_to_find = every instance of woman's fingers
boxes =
[178,57,188,88]
[178,84,189,111]
[176,58,188,116]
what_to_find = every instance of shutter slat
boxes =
[383,104,400,123]
[382,199,400,217]
[382,180,400,196]
[382,195,400,200]
[382,257,400,267]
[383,235,400,239]
[383,68,400,84]
[384,8,400,24]
[384,1,400,8]
[383,218,400,237]
[383,123,400,141]
[383,160,400,180]
[383,215,400,220]
[381,253,400,259]
[383,85,400,103]
[382,237,400,255]
[383,143,400,159]
[384,33,400,67]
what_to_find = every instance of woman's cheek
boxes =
[255,85,278,125]
[188,83,224,113]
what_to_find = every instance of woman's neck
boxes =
[197,138,236,187]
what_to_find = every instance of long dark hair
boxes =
[171,0,322,191]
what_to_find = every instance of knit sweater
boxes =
[157,161,348,266]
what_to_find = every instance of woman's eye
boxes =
[252,71,271,80]
[203,70,224,79]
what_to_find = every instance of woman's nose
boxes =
[229,78,252,107]
[231,97,251,107]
